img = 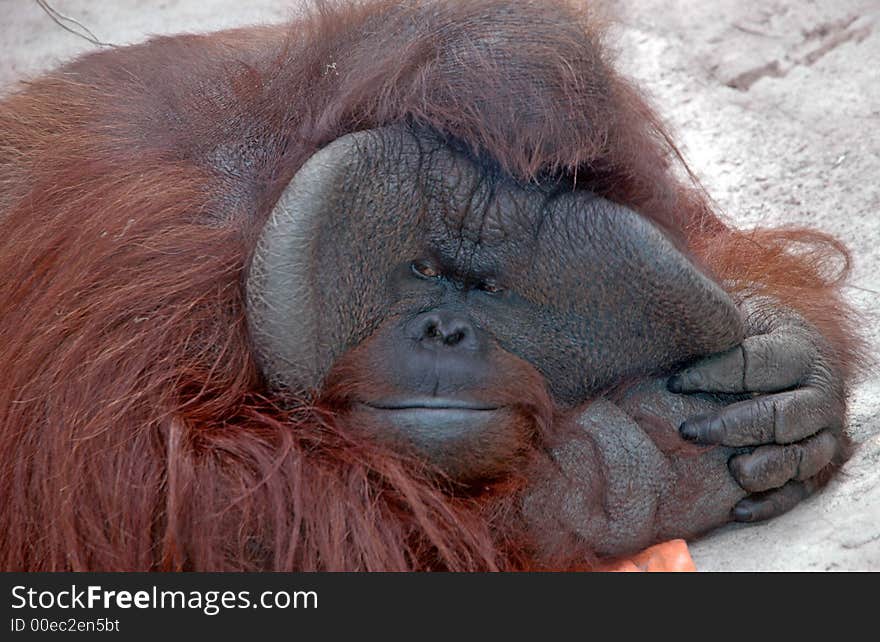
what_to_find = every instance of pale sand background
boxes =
[2,0,877,570]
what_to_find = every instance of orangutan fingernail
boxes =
[680,422,699,441]
[667,374,684,392]
[734,505,754,522]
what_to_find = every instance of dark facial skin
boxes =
[247,124,848,547]
[247,125,743,478]
[250,126,741,395]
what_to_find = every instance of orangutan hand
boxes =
[668,296,848,522]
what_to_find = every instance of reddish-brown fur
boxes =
[0,0,862,570]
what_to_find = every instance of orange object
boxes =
[599,539,696,572]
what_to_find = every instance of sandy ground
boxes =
[1,0,878,571]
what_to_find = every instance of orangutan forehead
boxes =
[352,126,563,256]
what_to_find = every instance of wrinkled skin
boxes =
[523,380,748,557]
[524,377,842,557]
[672,296,848,521]
[247,125,848,547]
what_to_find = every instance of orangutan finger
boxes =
[679,386,841,446]
[732,478,819,523]
[729,430,838,492]
[668,329,817,394]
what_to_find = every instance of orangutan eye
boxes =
[411,260,441,280]
[479,281,505,295]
